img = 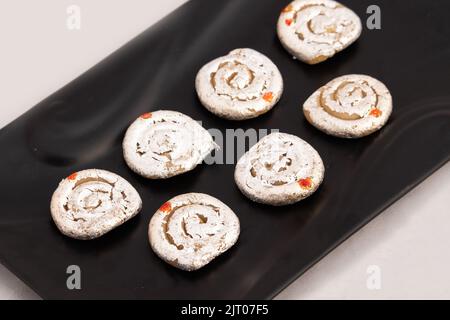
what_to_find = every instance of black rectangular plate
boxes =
[0,0,449,299]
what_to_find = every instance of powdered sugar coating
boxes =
[235,132,325,206]
[123,110,217,179]
[303,74,393,138]
[149,193,240,271]
[50,169,142,240]
[196,48,283,120]
[277,0,362,64]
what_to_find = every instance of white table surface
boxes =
[0,0,449,300]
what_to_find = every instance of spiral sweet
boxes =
[149,193,240,271]
[277,0,362,64]
[303,74,393,138]
[123,110,217,179]
[235,132,324,206]
[50,169,142,240]
[195,48,284,120]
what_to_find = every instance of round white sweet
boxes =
[235,132,325,206]
[123,110,217,179]
[195,48,284,120]
[50,169,142,240]
[277,0,362,64]
[303,74,393,138]
[148,193,240,271]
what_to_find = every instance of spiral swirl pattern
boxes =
[149,193,240,271]
[277,0,362,64]
[50,169,142,240]
[123,110,217,179]
[235,132,324,206]
[303,74,393,138]
[196,48,283,120]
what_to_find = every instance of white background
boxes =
[0,0,449,299]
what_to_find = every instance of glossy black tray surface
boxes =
[0,0,449,299]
